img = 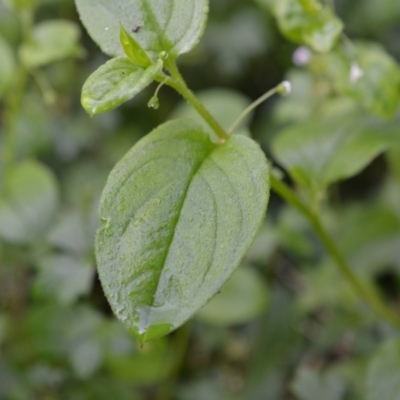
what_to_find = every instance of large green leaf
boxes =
[365,339,400,400]
[272,110,400,196]
[0,161,59,244]
[75,0,209,60]
[19,20,84,68]
[273,0,343,52]
[96,119,270,342]
[81,57,163,115]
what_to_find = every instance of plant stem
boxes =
[270,174,400,330]
[228,81,289,134]
[163,60,229,142]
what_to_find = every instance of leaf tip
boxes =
[81,95,98,116]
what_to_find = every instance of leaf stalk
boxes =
[162,59,229,143]
[228,81,291,135]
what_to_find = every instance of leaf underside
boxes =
[272,111,400,195]
[95,119,269,342]
[75,0,209,60]
[81,57,163,115]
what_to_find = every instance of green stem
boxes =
[270,175,400,330]
[228,81,289,134]
[163,59,229,142]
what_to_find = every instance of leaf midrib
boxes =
[145,141,217,326]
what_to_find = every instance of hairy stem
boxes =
[162,59,229,142]
[270,175,400,330]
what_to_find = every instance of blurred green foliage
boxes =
[0,0,400,398]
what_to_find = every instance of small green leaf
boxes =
[273,0,343,52]
[19,20,84,68]
[197,266,269,326]
[0,161,59,244]
[81,57,163,115]
[119,24,152,68]
[365,339,400,400]
[272,109,400,196]
[0,34,16,97]
[315,42,400,118]
[75,0,209,60]
[96,119,270,343]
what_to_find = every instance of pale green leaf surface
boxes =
[272,111,400,195]
[96,119,270,342]
[273,0,343,52]
[81,57,163,115]
[197,266,269,326]
[19,20,84,68]
[0,161,59,244]
[0,34,16,97]
[75,0,209,60]
[365,339,400,400]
